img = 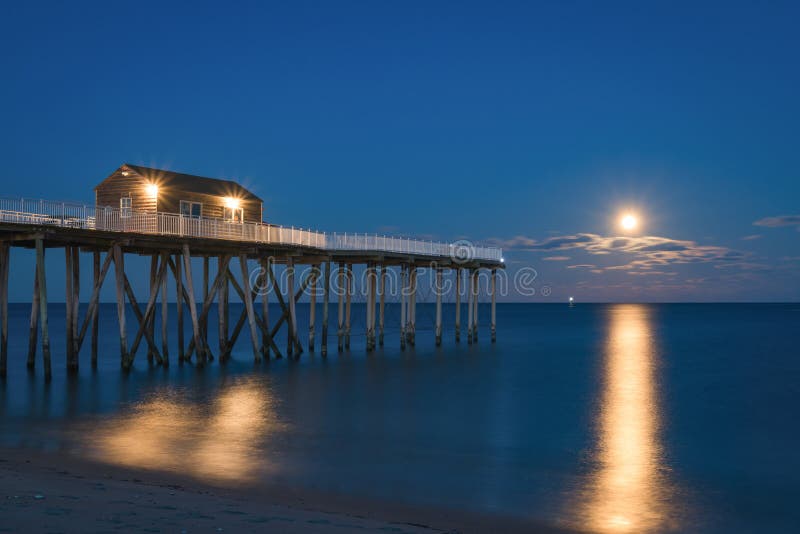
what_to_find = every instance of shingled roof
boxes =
[99,164,263,202]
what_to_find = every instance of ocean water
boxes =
[1,303,799,533]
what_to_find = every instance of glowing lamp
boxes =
[145,183,159,197]
[224,196,240,209]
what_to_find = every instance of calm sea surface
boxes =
[1,303,799,533]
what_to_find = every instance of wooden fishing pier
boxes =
[0,166,503,381]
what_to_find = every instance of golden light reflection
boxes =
[83,380,283,484]
[579,304,672,533]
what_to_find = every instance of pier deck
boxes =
[0,197,503,380]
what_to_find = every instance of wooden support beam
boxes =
[195,256,229,363]
[308,264,317,352]
[337,262,344,352]
[27,269,39,369]
[0,242,8,378]
[182,245,204,366]
[321,261,330,356]
[76,248,113,352]
[36,239,52,381]
[161,252,169,365]
[239,253,262,362]
[379,265,386,347]
[345,263,351,350]
[491,268,497,343]
[435,267,442,347]
[185,256,231,359]
[224,270,282,359]
[125,261,166,365]
[455,268,461,343]
[263,263,308,353]
[91,250,100,367]
[113,244,128,367]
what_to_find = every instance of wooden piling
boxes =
[467,269,474,344]
[91,250,100,367]
[182,245,203,366]
[36,239,51,381]
[309,264,317,352]
[218,255,228,357]
[203,255,209,353]
[65,246,74,368]
[408,267,416,346]
[435,267,442,346]
[239,253,262,362]
[400,265,406,350]
[259,257,270,360]
[174,254,184,362]
[203,256,209,301]
[113,244,128,366]
[147,254,157,364]
[70,247,80,370]
[455,268,461,343]
[287,259,299,358]
[337,262,344,352]
[378,265,386,347]
[0,242,8,378]
[473,269,479,343]
[161,252,169,365]
[365,263,373,351]
[321,261,330,356]
[344,263,351,350]
[491,268,497,343]
[27,269,39,369]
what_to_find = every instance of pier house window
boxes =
[180,200,202,218]
[224,206,244,223]
[120,196,132,218]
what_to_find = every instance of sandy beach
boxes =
[0,447,574,533]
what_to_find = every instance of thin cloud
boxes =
[492,233,746,273]
[753,215,800,227]
[543,256,571,261]
[741,234,762,240]
[567,264,595,269]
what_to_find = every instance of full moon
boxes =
[620,213,638,231]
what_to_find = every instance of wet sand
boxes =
[0,447,575,533]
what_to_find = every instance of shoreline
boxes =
[0,446,577,533]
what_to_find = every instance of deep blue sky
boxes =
[1,0,798,301]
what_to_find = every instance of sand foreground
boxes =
[0,447,572,533]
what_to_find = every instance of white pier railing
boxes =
[0,197,503,262]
